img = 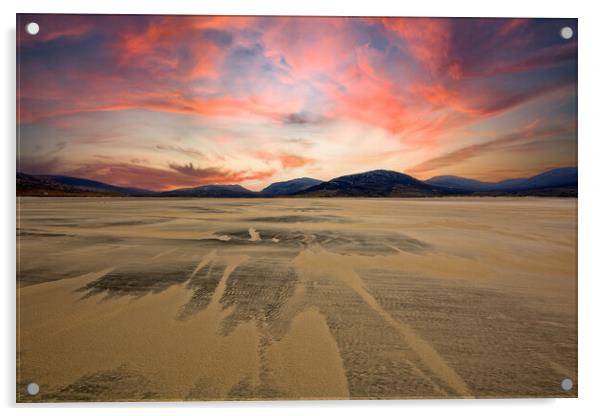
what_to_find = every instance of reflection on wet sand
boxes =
[17,197,577,401]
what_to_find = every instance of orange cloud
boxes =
[18,90,284,125]
[254,151,315,170]
[279,154,315,169]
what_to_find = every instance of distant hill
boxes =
[43,175,155,196]
[424,175,495,192]
[495,167,577,191]
[17,173,254,197]
[426,167,577,192]
[17,173,121,196]
[159,184,256,197]
[295,170,459,197]
[260,177,323,196]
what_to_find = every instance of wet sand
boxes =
[16,197,577,401]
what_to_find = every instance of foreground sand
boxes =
[16,197,577,401]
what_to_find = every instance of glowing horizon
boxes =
[17,15,577,192]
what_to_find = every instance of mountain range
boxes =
[16,167,577,198]
[425,167,578,192]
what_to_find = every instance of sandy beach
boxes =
[16,197,577,401]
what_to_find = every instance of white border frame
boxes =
[3,1,600,415]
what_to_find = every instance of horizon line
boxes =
[17,165,577,193]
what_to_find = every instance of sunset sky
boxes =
[17,15,577,191]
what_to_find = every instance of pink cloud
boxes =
[254,151,315,169]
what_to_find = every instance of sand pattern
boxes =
[17,197,577,401]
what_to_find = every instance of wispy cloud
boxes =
[407,122,575,177]
[155,144,206,159]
